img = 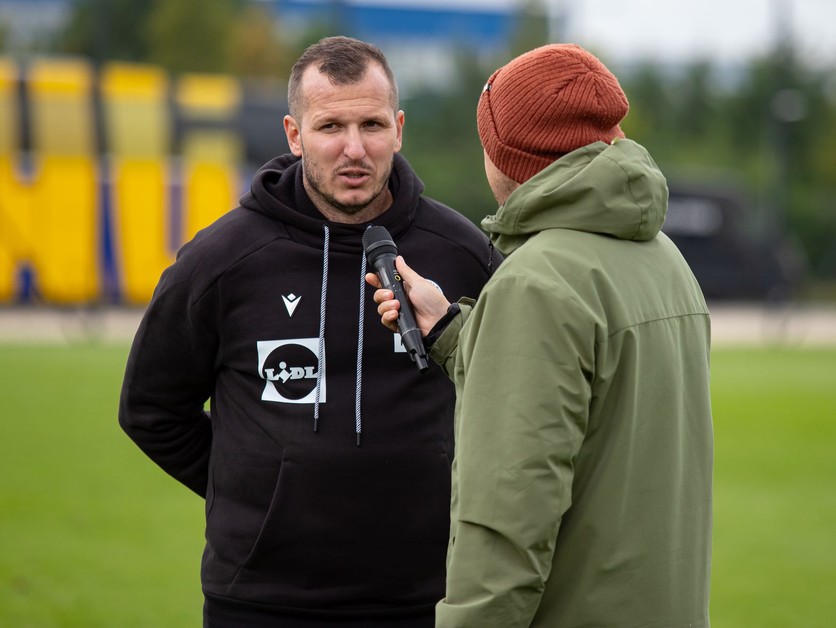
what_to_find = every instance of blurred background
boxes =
[1,1,835,627]
[0,0,835,305]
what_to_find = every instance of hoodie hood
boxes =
[481,138,668,256]
[239,153,422,253]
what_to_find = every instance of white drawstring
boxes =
[313,225,329,432]
[354,230,370,446]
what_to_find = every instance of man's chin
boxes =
[306,177,389,218]
[326,200,364,216]
[333,191,378,213]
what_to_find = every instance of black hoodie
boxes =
[119,153,498,623]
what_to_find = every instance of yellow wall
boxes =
[0,58,100,304]
[0,57,244,305]
[176,73,241,247]
[0,58,19,300]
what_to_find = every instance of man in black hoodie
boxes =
[119,36,497,627]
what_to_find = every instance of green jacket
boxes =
[432,139,713,627]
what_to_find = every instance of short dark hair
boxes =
[288,36,399,118]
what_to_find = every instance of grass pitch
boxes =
[709,347,836,627]
[0,344,204,627]
[0,343,834,626]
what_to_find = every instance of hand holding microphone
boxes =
[363,227,450,373]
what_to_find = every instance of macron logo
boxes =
[282,293,301,317]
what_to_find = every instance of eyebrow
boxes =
[312,111,393,127]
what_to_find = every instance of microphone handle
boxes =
[375,254,429,373]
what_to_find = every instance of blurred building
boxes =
[0,0,575,101]
[0,0,802,305]
[0,0,526,92]
[2,0,816,84]
[0,0,68,49]
[272,0,520,92]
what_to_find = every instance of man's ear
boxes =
[394,110,405,153]
[284,115,303,157]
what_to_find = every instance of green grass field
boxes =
[1,343,835,626]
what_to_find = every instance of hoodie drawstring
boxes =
[313,224,367,446]
[314,225,329,433]
[355,241,368,446]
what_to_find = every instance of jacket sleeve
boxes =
[118,262,220,497]
[436,274,594,627]
[429,298,475,379]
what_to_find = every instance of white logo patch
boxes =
[282,293,301,317]
[257,338,324,404]
[393,333,406,353]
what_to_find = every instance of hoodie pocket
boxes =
[226,441,451,606]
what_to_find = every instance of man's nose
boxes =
[343,127,367,160]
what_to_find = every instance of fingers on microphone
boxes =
[380,307,399,333]
[377,296,398,315]
[373,289,394,306]
[395,255,417,280]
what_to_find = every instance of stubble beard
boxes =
[303,155,394,222]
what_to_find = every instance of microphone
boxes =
[363,226,429,373]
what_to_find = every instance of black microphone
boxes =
[363,226,429,373]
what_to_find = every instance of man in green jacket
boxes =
[369,43,713,627]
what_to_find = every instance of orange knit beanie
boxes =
[477,43,629,184]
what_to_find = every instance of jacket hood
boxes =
[481,139,668,256]
[238,153,423,253]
